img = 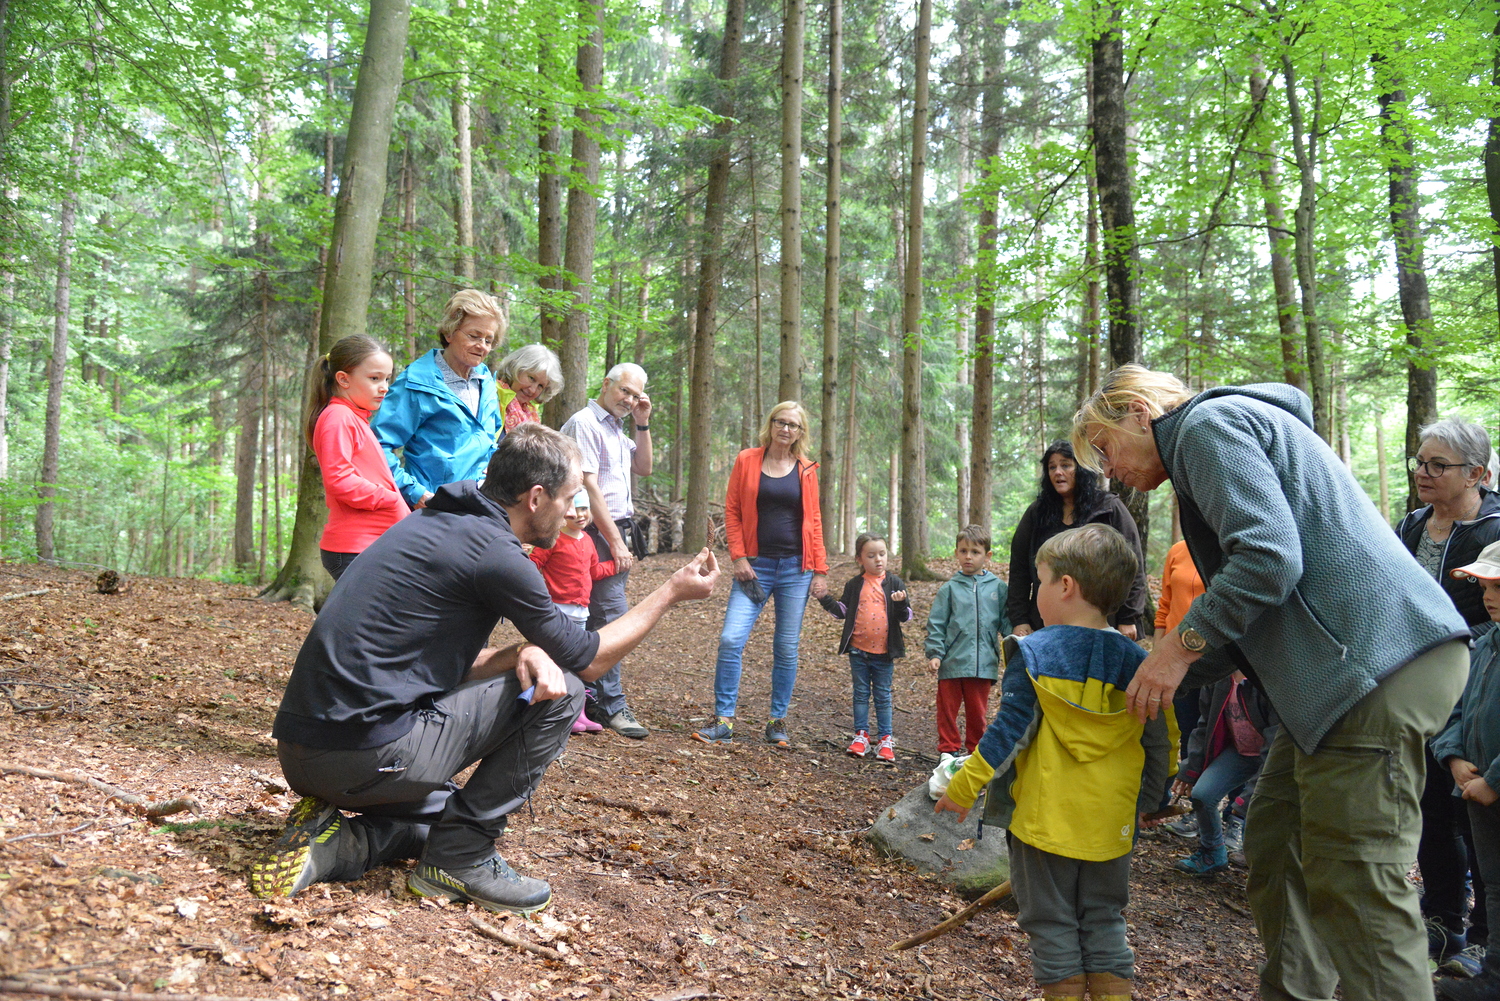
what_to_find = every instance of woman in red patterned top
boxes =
[494,344,563,433]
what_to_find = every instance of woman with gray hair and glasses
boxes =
[1397,416,1500,978]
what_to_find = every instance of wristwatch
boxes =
[1177,623,1208,653]
[635,424,651,432]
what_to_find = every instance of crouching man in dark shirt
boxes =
[250,423,719,913]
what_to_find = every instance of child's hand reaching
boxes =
[927,657,941,677]
[933,792,969,822]
[891,590,907,602]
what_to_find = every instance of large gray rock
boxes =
[865,782,1010,897]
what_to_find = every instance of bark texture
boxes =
[778,0,806,403]
[899,0,934,580]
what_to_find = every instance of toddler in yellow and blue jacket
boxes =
[935,523,1175,1001]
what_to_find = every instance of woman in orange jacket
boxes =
[693,401,828,748]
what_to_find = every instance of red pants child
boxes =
[936,677,993,755]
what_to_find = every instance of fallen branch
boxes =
[686,886,750,904]
[1219,898,1253,919]
[3,821,95,844]
[468,914,564,960]
[888,879,1013,951]
[0,980,284,1001]
[645,989,716,1001]
[580,794,671,818]
[0,764,200,820]
[0,589,51,601]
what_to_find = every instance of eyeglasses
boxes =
[459,331,495,348]
[1409,456,1472,477]
[1086,427,1110,463]
[772,418,803,433]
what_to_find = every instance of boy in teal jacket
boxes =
[926,525,1011,765]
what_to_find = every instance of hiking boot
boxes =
[1444,944,1489,979]
[875,734,895,764]
[1222,814,1245,851]
[1431,915,1469,962]
[1086,972,1132,1000]
[605,706,648,739]
[1228,849,1247,868]
[693,719,735,744]
[1171,846,1228,877]
[249,796,344,898]
[408,855,551,915]
[765,718,790,747]
[847,731,871,758]
[1165,813,1199,838]
[1436,973,1500,1001]
[1038,974,1086,1000]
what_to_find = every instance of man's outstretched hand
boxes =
[668,548,720,603]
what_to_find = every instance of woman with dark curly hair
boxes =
[1004,440,1147,639]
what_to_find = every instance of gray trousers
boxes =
[1245,640,1468,1001]
[1008,832,1134,984]
[1467,800,1500,982]
[587,569,629,715]
[279,671,582,873]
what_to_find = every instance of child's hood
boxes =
[1017,626,1146,763]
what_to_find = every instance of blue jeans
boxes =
[713,556,812,719]
[586,569,629,716]
[1190,748,1261,851]
[849,650,894,736]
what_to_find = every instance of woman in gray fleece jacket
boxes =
[1072,365,1470,1001]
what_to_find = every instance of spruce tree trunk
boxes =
[968,34,1002,533]
[0,0,12,480]
[899,0,934,581]
[778,0,806,403]
[451,0,475,282]
[819,0,842,552]
[683,0,744,552]
[35,118,86,561]
[1249,61,1303,390]
[1281,55,1328,441]
[262,0,410,608]
[537,49,565,357]
[1378,66,1438,514]
[1488,10,1500,335]
[1091,0,1140,367]
[551,0,604,425]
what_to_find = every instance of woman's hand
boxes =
[1013,624,1034,637]
[811,574,828,599]
[732,557,757,582]
[1125,625,1198,723]
[890,589,906,602]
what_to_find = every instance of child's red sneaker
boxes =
[876,734,895,763]
[847,731,870,757]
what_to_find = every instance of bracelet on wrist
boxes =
[635,424,650,432]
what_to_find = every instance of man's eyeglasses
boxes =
[1408,456,1472,477]
[772,418,803,433]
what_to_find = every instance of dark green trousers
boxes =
[1245,640,1467,1001]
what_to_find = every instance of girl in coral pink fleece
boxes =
[305,335,409,582]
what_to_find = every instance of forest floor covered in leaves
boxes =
[0,554,1267,1001]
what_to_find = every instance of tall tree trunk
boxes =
[233,354,263,571]
[749,149,765,417]
[1248,60,1303,390]
[683,0,744,552]
[968,32,1002,533]
[0,0,12,480]
[1281,55,1328,440]
[1376,414,1391,525]
[778,0,806,402]
[1488,10,1500,335]
[548,0,604,426]
[537,48,565,350]
[605,145,626,374]
[402,143,417,360]
[263,0,410,608]
[35,117,86,561]
[1377,63,1438,513]
[899,0,934,581]
[841,349,858,553]
[451,0,475,281]
[819,0,842,549]
[1091,0,1140,367]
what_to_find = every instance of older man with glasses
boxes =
[561,363,655,739]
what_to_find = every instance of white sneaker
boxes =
[927,752,969,800]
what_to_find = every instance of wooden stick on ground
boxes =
[468,914,564,960]
[888,879,1013,951]
[0,589,52,601]
[0,980,284,1001]
[0,764,200,819]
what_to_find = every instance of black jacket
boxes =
[819,573,912,658]
[1005,493,1148,632]
[274,481,600,750]
[1183,676,1278,781]
[1397,486,1500,636]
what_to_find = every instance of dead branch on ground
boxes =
[0,764,200,819]
[888,879,1013,951]
[468,914,564,960]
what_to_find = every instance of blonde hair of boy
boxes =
[1034,523,1137,619]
